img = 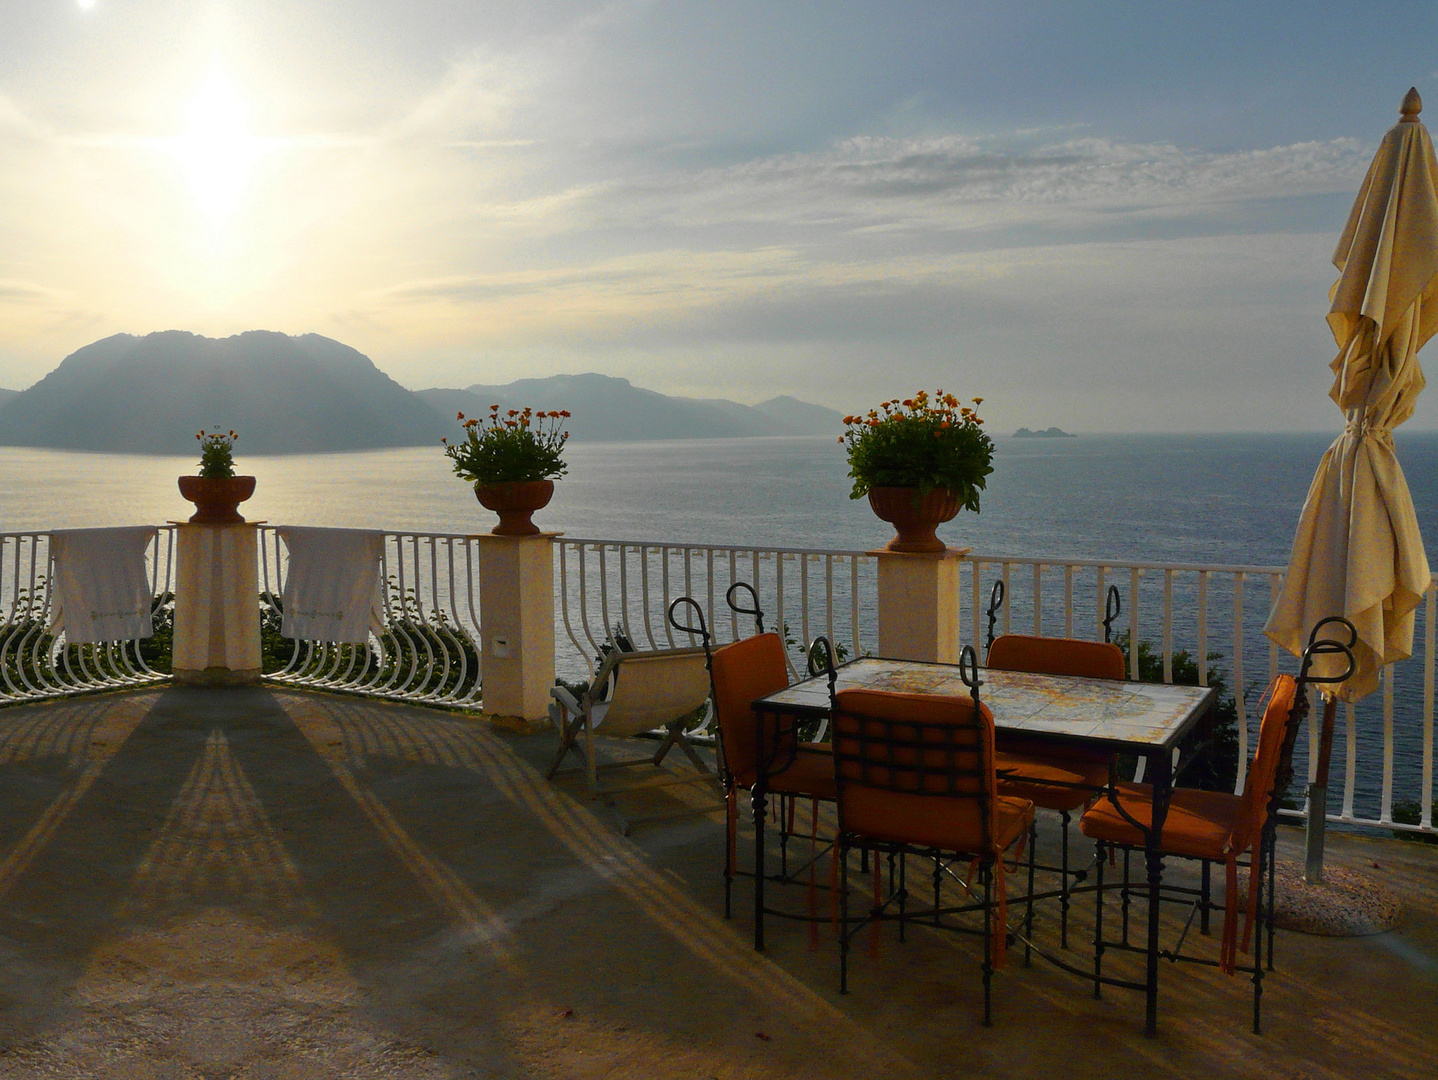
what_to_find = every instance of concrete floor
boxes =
[0,685,1432,1079]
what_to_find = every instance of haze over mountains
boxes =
[0,332,841,454]
[419,375,836,442]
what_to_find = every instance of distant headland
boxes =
[0,331,843,454]
[1013,426,1077,439]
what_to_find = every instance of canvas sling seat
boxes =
[546,645,718,834]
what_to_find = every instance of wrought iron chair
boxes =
[983,582,1127,948]
[671,585,836,950]
[825,644,1035,1025]
[546,639,717,835]
[1078,617,1356,1034]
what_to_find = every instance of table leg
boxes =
[753,778,768,952]
[1144,749,1173,1038]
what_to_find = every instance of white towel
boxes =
[49,527,159,644]
[278,527,384,643]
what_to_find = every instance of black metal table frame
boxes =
[751,657,1216,1037]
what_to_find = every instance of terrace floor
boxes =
[0,686,1432,1079]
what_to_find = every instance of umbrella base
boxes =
[1268,860,1402,937]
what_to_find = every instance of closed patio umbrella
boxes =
[1264,88,1437,880]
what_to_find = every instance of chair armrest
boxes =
[550,684,584,716]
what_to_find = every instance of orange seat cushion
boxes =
[994,750,1108,813]
[1079,783,1243,861]
[767,745,837,801]
[842,789,1033,855]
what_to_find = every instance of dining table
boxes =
[751,655,1217,1036]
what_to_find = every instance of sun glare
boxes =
[77,0,96,10]
[169,66,266,237]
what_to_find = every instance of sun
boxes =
[168,66,267,236]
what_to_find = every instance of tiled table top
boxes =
[757,657,1216,754]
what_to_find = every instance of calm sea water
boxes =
[4,431,1435,567]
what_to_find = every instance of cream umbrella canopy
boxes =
[1264,88,1437,877]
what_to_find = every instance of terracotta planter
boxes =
[474,480,555,536]
[178,475,257,525]
[867,486,960,553]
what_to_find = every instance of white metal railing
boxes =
[258,528,482,706]
[558,537,1437,838]
[556,538,876,684]
[0,529,176,703]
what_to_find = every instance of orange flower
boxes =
[457,411,465,421]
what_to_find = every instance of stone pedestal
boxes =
[172,523,262,685]
[872,547,968,664]
[477,533,556,727]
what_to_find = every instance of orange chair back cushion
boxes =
[987,634,1127,681]
[832,689,999,854]
[709,633,791,787]
[1234,674,1298,851]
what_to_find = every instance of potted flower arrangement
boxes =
[444,406,570,535]
[842,390,994,552]
[178,429,256,524]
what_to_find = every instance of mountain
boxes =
[0,331,444,454]
[753,395,844,435]
[418,373,844,442]
[0,335,846,454]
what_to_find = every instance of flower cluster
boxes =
[196,429,238,479]
[841,390,994,510]
[443,406,571,485]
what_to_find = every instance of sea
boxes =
[5,430,1437,561]
[2,431,1435,824]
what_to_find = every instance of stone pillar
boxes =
[173,523,262,685]
[477,533,556,728]
[872,547,967,664]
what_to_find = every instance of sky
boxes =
[0,1,1435,432]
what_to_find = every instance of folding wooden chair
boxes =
[546,645,718,834]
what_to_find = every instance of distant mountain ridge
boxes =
[418,374,842,442]
[0,331,441,454]
[0,334,843,453]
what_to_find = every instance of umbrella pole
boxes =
[1304,695,1339,883]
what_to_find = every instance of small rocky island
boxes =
[1013,426,1077,439]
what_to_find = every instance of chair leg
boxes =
[1266,833,1278,972]
[723,787,737,920]
[1092,841,1105,999]
[839,839,851,994]
[544,711,586,780]
[1200,859,1212,935]
[981,862,994,1027]
[1120,847,1132,945]
[780,795,793,878]
[897,850,908,943]
[1024,818,1037,966]
[1059,810,1072,949]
